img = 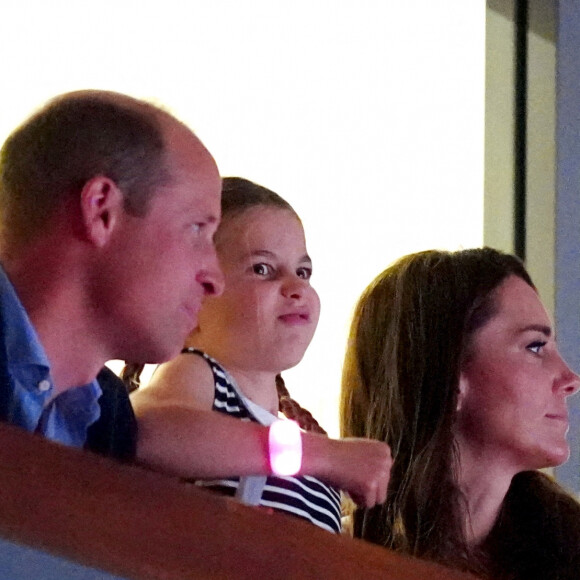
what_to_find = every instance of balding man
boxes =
[0,91,223,459]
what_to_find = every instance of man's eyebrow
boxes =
[186,209,219,224]
[518,324,552,337]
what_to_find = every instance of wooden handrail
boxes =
[0,423,475,579]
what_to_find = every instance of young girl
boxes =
[129,177,391,533]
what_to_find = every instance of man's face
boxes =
[95,119,224,364]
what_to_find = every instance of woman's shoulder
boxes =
[511,470,580,514]
[507,471,580,533]
[497,471,580,576]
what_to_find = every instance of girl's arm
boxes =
[131,356,391,507]
[131,353,274,477]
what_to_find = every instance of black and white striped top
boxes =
[184,348,342,534]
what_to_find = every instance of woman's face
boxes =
[195,206,320,374]
[455,275,580,472]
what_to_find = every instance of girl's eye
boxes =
[191,223,202,236]
[252,263,273,276]
[527,341,546,355]
[296,266,312,280]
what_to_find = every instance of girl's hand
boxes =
[301,434,392,507]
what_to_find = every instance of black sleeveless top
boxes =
[185,349,342,533]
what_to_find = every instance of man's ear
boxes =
[79,176,124,247]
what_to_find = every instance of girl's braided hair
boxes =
[120,363,144,394]
[276,374,326,435]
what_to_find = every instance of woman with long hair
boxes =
[341,248,580,578]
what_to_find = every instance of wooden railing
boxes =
[0,423,476,579]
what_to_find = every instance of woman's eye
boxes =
[296,267,312,280]
[527,341,546,354]
[252,263,273,276]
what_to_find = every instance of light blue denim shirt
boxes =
[0,265,102,447]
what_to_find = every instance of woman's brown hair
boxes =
[340,247,533,571]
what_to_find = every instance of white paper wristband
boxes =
[268,420,302,476]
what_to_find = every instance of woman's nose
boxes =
[556,355,580,396]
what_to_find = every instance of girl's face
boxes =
[455,275,580,472]
[196,206,320,374]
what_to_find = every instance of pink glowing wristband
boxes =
[268,420,302,476]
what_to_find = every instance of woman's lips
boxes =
[545,413,569,428]
[546,413,567,420]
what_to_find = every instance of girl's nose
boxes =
[281,275,306,299]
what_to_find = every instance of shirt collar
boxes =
[0,264,50,372]
[0,263,102,443]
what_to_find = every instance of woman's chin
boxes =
[529,444,570,471]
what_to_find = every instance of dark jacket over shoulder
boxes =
[486,470,580,580]
[86,367,137,462]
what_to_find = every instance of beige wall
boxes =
[484,0,557,316]
[526,0,556,316]
[485,0,516,255]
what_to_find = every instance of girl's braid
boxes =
[276,374,327,435]
[120,363,145,393]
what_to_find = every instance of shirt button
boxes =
[38,380,51,392]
